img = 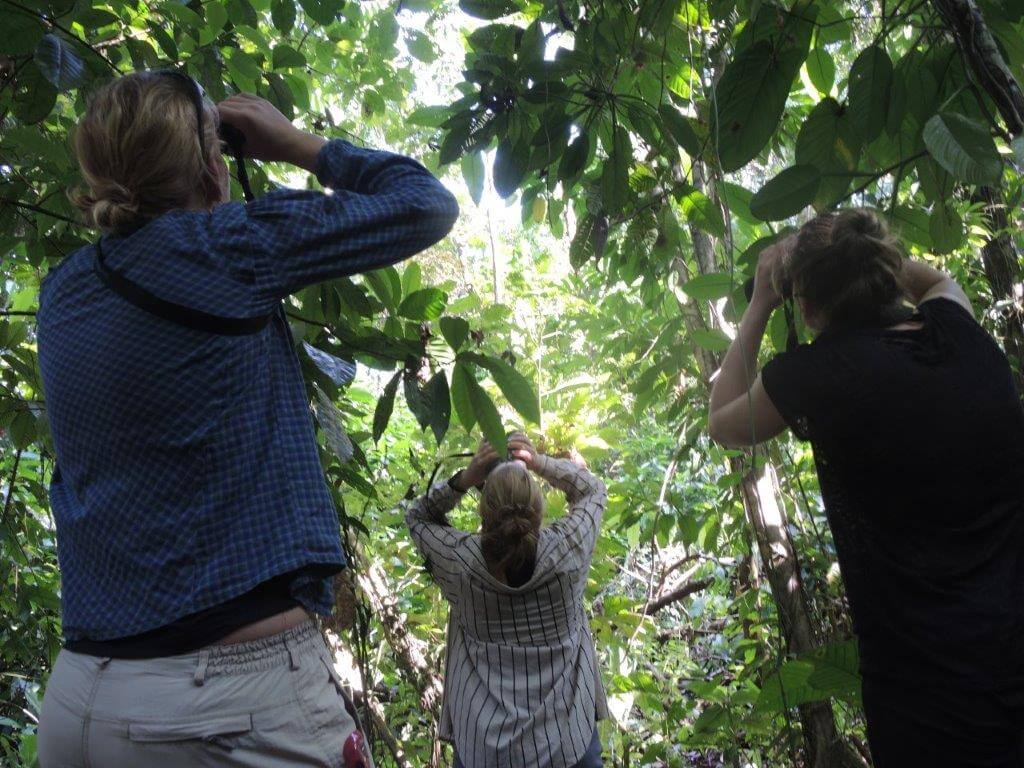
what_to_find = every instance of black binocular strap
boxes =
[93,238,274,336]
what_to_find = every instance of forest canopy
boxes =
[1,0,1022,765]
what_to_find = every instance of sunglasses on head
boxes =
[155,69,254,202]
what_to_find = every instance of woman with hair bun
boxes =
[404,433,608,768]
[708,208,1024,766]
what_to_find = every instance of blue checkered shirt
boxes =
[37,140,459,641]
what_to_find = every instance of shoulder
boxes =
[39,245,95,308]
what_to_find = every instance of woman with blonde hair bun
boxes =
[404,433,608,768]
[708,208,1024,766]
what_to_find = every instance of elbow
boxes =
[419,187,460,244]
[708,411,742,449]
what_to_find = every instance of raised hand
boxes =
[455,440,501,491]
[216,93,326,170]
[507,431,538,470]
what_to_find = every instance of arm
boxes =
[707,242,789,448]
[404,482,470,602]
[510,435,607,564]
[900,260,972,314]
[216,96,459,301]
[404,441,500,600]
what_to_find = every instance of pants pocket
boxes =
[127,713,253,745]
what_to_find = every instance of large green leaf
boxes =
[922,112,1003,186]
[398,288,448,321]
[0,13,44,55]
[750,165,821,221]
[658,104,703,157]
[270,0,295,32]
[677,186,725,237]
[372,371,402,443]
[712,40,806,172]
[462,152,485,206]
[805,46,835,95]
[459,0,522,19]
[558,131,590,183]
[848,46,892,142]
[12,65,58,125]
[794,98,861,208]
[493,139,527,198]
[439,317,470,352]
[451,362,477,432]
[425,371,451,444]
[682,273,737,302]
[462,352,540,424]
[601,126,632,214]
[929,203,964,254]
[462,369,507,456]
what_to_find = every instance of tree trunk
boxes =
[934,0,1024,387]
[356,559,445,716]
[930,0,1024,135]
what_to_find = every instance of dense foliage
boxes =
[1,0,1022,765]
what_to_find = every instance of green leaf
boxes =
[462,152,485,206]
[0,13,44,55]
[404,374,432,431]
[890,205,932,250]
[271,0,295,32]
[658,104,703,157]
[225,49,261,92]
[451,362,476,432]
[409,105,450,128]
[272,45,306,70]
[804,640,861,699]
[406,30,436,62]
[690,328,732,351]
[10,409,36,450]
[922,112,1003,186]
[12,65,57,124]
[601,126,632,214]
[558,131,590,183]
[682,273,737,302]
[200,2,228,45]
[425,370,451,444]
[314,388,353,463]
[794,98,860,208]
[34,34,85,91]
[462,368,507,456]
[750,165,821,221]
[929,204,963,254]
[848,46,892,142]
[463,353,540,424]
[398,288,447,321]
[440,317,470,352]
[677,186,725,237]
[299,0,344,25]
[805,46,835,95]
[713,40,805,172]
[372,371,402,443]
[364,268,401,312]
[459,0,522,20]
[493,139,526,198]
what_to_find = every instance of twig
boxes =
[642,576,714,615]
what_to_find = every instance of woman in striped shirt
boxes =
[404,433,609,768]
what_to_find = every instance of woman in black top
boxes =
[709,208,1024,767]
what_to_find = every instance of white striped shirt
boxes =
[404,455,609,768]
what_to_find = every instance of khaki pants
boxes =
[38,621,370,768]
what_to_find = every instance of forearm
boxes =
[404,481,464,529]
[709,299,772,413]
[282,131,328,174]
[901,260,950,304]
[533,455,603,502]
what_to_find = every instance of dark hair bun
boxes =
[790,208,906,328]
[498,514,537,539]
[832,208,887,242]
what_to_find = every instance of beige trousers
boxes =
[37,621,370,768]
